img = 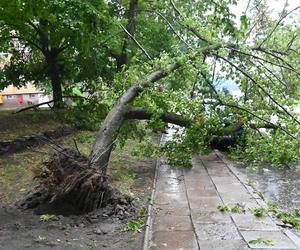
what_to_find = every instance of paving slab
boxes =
[153,204,191,216]
[152,215,192,232]
[155,191,188,206]
[187,188,219,198]
[185,181,215,191]
[199,239,249,250]
[194,222,242,240]
[241,230,298,249]
[155,179,186,193]
[231,212,279,231]
[189,196,223,211]
[184,173,209,182]
[150,231,198,250]
[211,176,241,185]
[191,210,232,224]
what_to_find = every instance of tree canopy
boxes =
[1,0,300,167]
[0,0,113,106]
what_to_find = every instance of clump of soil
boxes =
[18,149,132,216]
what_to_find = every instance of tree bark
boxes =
[89,63,180,172]
[48,54,63,108]
[116,0,139,70]
[124,107,191,127]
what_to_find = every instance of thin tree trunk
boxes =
[48,55,63,108]
[117,0,139,70]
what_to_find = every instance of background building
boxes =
[0,83,51,109]
[0,53,51,110]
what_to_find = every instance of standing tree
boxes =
[0,0,112,107]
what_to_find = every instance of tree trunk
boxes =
[48,55,63,108]
[116,0,139,70]
[89,63,180,172]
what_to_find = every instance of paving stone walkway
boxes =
[145,133,300,250]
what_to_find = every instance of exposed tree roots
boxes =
[18,149,130,215]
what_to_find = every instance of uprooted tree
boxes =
[19,0,300,213]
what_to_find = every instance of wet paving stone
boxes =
[199,239,249,250]
[184,173,211,183]
[221,193,255,204]
[189,196,223,211]
[191,210,232,224]
[187,188,219,198]
[157,164,183,175]
[152,215,193,232]
[207,168,232,178]
[231,212,279,231]
[185,180,215,191]
[153,204,191,216]
[150,231,198,250]
[194,222,242,240]
[215,182,248,193]
[240,230,298,249]
[155,179,186,193]
[155,191,188,206]
[211,176,241,185]
[226,201,260,210]
[200,153,222,161]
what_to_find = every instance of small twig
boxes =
[156,11,192,49]
[15,100,54,113]
[259,5,300,48]
[119,23,152,61]
[27,146,49,155]
[73,138,81,154]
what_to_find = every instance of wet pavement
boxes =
[145,134,300,250]
[233,164,300,212]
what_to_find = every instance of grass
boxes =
[0,150,42,204]
[0,109,64,140]
[122,208,148,233]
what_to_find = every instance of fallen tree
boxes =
[18,0,300,214]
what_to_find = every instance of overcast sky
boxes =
[232,0,300,24]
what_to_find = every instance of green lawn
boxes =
[0,109,65,140]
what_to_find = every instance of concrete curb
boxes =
[142,157,159,250]
[143,134,166,250]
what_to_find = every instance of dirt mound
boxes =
[18,149,132,216]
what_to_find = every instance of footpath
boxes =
[144,133,300,250]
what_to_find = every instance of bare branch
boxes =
[120,23,152,60]
[15,100,54,113]
[258,5,300,48]
[156,11,192,49]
